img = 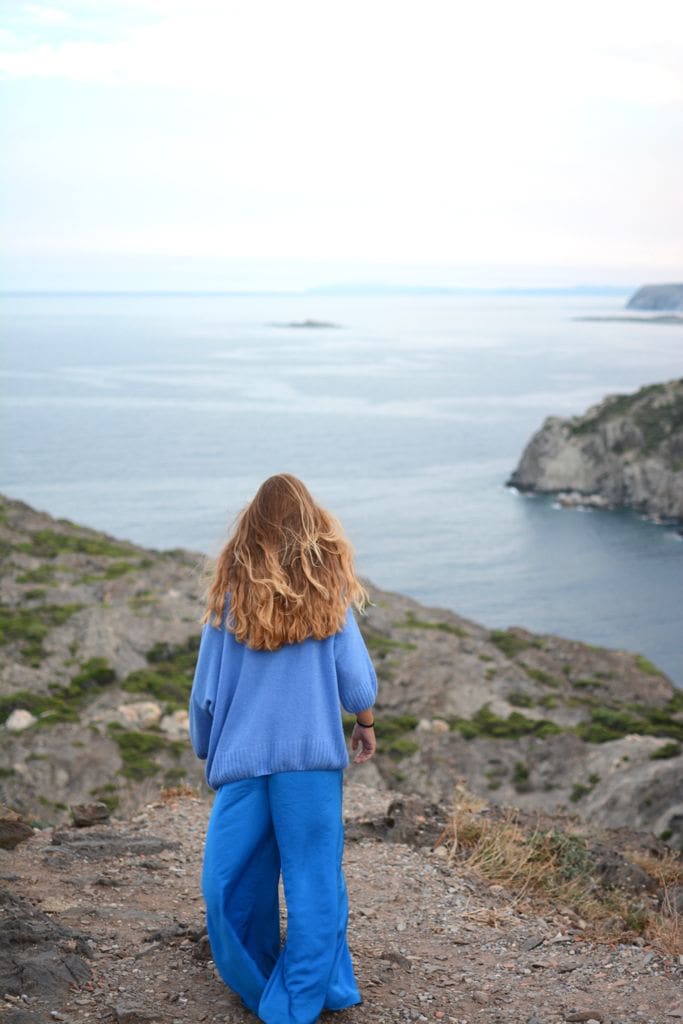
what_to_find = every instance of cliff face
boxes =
[1,493,682,850]
[626,284,683,311]
[506,378,683,522]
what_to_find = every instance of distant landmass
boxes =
[507,378,683,523]
[626,284,683,311]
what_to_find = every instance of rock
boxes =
[159,710,189,738]
[69,802,111,827]
[48,829,180,859]
[556,491,611,509]
[117,702,162,728]
[507,378,683,522]
[589,842,658,892]
[626,283,683,311]
[5,710,38,733]
[2,1010,47,1024]
[109,1003,162,1024]
[0,888,92,999]
[0,805,34,850]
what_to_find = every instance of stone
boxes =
[0,806,34,850]
[159,710,189,738]
[5,710,37,733]
[117,702,162,728]
[0,888,92,999]
[70,802,111,828]
[109,1003,162,1023]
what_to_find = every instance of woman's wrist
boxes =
[355,715,375,728]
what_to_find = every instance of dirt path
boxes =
[1,784,681,1024]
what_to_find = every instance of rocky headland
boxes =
[1,493,682,1022]
[506,378,683,523]
[626,284,683,312]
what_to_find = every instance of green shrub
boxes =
[512,760,531,791]
[110,729,167,780]
[489,630,531,658]
[121,635,200,708]
[450,704,562,740]
[385,737,419,759]
[575,702,683,744]
[574,707,643,743]
[0,657,117,726]
[507,691,535,708]
[0,601,84,663]
[15,528,137,559]
[570,773,600,802]
[89,782,120,813]
[360,628,417,658]
[396,610,467,637]
[634,654,664,677]
[17,565,56,584]
[527,828,593,882]
[520,663,561,688]
[649,742,681,760]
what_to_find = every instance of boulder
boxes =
[5,710,37,733]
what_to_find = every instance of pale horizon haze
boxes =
[1,0,682,292]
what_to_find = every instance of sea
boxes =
[1,291,682,686]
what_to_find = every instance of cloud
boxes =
[1,0,682,108]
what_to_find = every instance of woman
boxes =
[188,473,378,1024]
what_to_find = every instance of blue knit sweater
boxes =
[188,604,378,789]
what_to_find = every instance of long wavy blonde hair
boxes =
[200,474,369,650]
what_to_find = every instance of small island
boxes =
[270,318,341,329]
[506,378,683,523]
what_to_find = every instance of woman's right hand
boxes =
[351,722,376,764]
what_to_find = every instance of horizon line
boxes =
[0,284,635,298]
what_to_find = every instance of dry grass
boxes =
[158,782,202,802]
[436,783,682,956]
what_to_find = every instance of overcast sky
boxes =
[1,0,682,291]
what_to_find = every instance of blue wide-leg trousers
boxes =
[201,769,361,1024]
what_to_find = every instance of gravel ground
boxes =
[1,783,681,1024]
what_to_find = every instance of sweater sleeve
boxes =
[334,607,378,713]
[188,622,224,760]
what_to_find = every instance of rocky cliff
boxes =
[2,494,682,853]
[506,378,683,523]
[626,284,683,311]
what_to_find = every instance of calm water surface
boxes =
[2,293,682,684]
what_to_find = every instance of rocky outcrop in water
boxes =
[1,493,682,849]
[506,378,683,522]
[626,284,683,311]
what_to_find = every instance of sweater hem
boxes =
[207,739,350,789]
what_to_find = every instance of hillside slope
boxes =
[1,493,682,848]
